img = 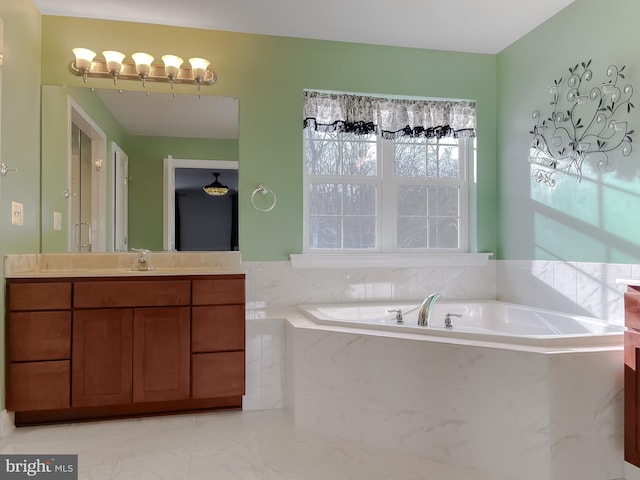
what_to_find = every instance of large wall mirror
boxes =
[40,86,239,253]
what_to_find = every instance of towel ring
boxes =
[251,184,277,212]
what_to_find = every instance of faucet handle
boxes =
[388,309,404,324]
[444,312,462,328]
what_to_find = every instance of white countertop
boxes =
[4,252,244,278]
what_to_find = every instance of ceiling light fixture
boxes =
[70,48,217,92]
[202,172,229,196]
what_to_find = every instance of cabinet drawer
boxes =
[7,361,70,412]
[192,305,245,353]
[192,352,245,399]
[8,282,71,311]
[8,311,71,362]
[192,277,245,305]
[74,280,190,308]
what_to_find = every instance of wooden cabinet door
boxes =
[72,309,133,407]
[133,307,190,403]
[626,287,640,467]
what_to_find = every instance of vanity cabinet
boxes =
[5,274,245,426]
[625,285,640,467]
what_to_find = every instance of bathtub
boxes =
[297,300,624,348]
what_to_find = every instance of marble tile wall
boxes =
[496,260,635,324]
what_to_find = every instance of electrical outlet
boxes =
[53,211,62,231]
[11,202,23,226]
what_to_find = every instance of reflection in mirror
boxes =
[40,86,239,253]
[174,166,238,251]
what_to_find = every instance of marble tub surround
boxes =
[285,312,624,480]
[4,251,243,277]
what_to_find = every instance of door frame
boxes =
[112,142,129,252]
[163,156,238,251]
[68,98,107,252]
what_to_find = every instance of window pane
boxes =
[344,217,376,249]
[428,187,459,216]
[309,184,342,215]
[429,217,459,249]
[394,140,426,177]
[397,185,428,216]
[344,184,376,216]
[398,217,428,248]
[305,139,340,175]
[438,145,460,178]
[343,140,377,176]
[427,144,438,177]
[309,216,341,249]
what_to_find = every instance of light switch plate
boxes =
[53,211,62,231]
[11,202,23,226]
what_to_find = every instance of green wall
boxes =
[0,0,42,410]
[40,16,498,261]
[497,0,640,263]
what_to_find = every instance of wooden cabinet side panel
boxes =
[72,309,133,407]
[133,307,190,403]
[7,361,70,412]
[192,352,245,399]
[192,277,245,305]
[8,311,71,362]
[192,305,245,353]
[627,331,640,467]
[626,291,640,331]
[8,282,71,311]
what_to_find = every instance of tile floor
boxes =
[0,409,503,479]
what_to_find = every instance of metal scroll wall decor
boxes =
[529,60,634,186]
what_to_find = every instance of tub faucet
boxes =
[417,293,442,327]
[132,248,152,271]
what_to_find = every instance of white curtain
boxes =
[303,90,476,139]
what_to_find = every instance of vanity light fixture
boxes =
[71,47,97,82]
[132,52,154,86]
[102,50,126,84]
[162,54,183,87]
[203,172,229,196]
[70,48,217,91]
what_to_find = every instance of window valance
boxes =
[303,90,476,139]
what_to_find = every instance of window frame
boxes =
[303,131,473,254]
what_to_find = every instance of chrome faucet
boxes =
[132,248,152,271]
[417,293,442,327]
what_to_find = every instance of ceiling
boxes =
[93,89,239,139]
[33,0,574,54]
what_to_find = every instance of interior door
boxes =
[114,143,129,252]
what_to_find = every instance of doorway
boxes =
[68,101,107,252]
[163,157,239,251]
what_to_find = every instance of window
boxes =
[303,91,476,254]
